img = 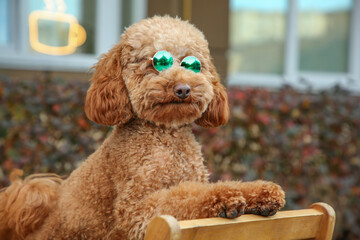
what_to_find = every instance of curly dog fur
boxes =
[0,16,285,240]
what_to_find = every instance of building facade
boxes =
[0,0,359,91]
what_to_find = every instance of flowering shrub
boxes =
[195,86,360,239]
[1,75,359,239]
[0,74,110,184]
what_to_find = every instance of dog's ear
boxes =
[195,61,230,128]
[85,44,133,126]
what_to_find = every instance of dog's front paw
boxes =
[244,180,285,217]
[204,183,247,219]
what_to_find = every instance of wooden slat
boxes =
[179,209,322,240]
[310,203,336,240]
[144,215,180,240]
[144,202,336,240]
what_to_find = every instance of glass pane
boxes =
[0,0,10,45]
[229,0,287,74]
[299,0,351,72]
[28,0,96,55]
[38,19,70,47]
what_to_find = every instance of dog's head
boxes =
[85,16,229,128]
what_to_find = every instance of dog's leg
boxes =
[233,180,286,217]
[114,181,247,240]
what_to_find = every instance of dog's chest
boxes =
[133,129,206,187]
[111,124,207,189]
[151,136,203,180]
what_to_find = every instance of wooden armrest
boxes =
[144,202,335,240]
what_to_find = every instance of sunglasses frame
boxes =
[149,51,201,73]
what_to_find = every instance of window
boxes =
[0,0,10,46]
[28,0,96,55]
[229,0,287,74]
[0,0,147,72]
[299,0,352,73]
[229,0,360,91]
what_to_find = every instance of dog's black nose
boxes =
[174,84,191,99]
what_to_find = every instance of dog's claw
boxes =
[239,209,245,216]
[269,209,277,216]
[248,208,258,214]
[259,208,270,216]
[247,206,278,217]
[228,209,238,219]
[219,209,238,219]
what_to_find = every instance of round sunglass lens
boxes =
[153,51,173,71]
[181,56,201,73]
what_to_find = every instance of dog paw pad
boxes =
[219,209,239,219]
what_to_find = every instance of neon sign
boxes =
[29,0,86,55]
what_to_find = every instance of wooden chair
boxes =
[144,202,335,240]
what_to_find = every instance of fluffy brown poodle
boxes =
[0,16,285,240]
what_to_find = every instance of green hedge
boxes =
[1,75,359,239]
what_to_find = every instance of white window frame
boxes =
[228,0,360,92]
[0,0,147,72]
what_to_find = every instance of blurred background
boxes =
[1,0,360,239]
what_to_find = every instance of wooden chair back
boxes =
[144,202,335,240]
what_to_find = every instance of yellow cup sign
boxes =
[29,0,86,55]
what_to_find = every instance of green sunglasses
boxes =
[150,50,201,73]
